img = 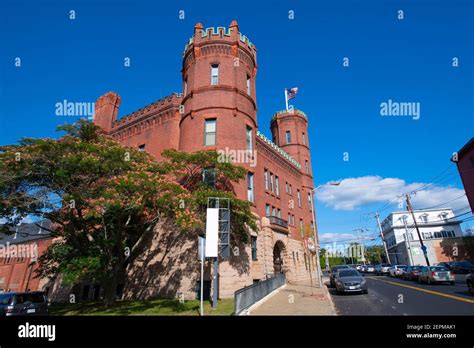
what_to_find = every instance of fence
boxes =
[234,273,286,315]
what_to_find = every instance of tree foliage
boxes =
[0,120,256,305]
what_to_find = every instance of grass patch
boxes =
[50,298,234,316]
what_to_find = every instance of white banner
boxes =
[205,208,219,257]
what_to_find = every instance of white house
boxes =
[381,208,463,266]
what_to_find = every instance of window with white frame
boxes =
[246,75,251,95]
[211,64,219,85]
[264,169,269,191]
[204,119,216,146]
[270,173,274,192]
[285,131,291,144]
[305,160,309,173]
[420,214,428,223]
[265,204,270,217]
[275,176,279,196]
[302,132,306,145]
[247,172,254,202]
[297,190,301,207]
[246,126,253,152]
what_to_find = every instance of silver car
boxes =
[418,266,455,285]
[334,269,368,294]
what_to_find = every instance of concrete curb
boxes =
[321,277,337,315]
[241,283,287,316]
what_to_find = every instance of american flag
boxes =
[286,87,298,100]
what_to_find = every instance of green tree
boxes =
[0,120,256,306]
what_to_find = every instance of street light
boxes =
[310,181,340,288]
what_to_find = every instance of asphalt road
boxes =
[328,274,474,315]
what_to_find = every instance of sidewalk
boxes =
[248,276,336,315]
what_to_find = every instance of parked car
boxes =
[375,264,391,275]
[366,265,376,273]
[334,269,368,294]
[360,265,367,273]
[436,261,474,275]
[403,266,422,281]
[329,265,351,287]
[389,265,408,278]
[356,264,363,271]
[466,273,474,295]
[0,291,49,316]
[418,266,455,285]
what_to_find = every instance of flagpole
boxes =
[284,88,288,111]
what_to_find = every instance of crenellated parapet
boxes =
[256,131,302,170]
[110,93,182,131]
[182,20,257,74]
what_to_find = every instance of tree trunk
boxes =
[103,272,118,308]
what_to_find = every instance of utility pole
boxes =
[374,212,391,264]
[310,189,323,288]
[405,194,430,266]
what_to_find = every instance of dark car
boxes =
[329,265,351,287]
[403,266,422,281]
[334,269,368,294]
[437,261,474,275]
[466,273,474,295]
[0,291,49,316]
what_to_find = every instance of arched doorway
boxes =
[273,241,286,274]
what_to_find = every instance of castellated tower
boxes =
[93,92,121,133]
[179,21,258,155]
[270,109,314,190]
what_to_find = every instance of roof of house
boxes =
[0,220,53,245]
[456,137,474,158]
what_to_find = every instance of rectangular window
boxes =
[204,119,216,146]
[300,219,303,233]
[302,132,306,145]
[286,182,289,193]
[211,64,219,85]
[270,173,274,192]
[184,79,187,95]
[308,192,312,209]
[285,131,291,144]
[138,144,145,152]
[277,209,281,219]
[251,236,257,261]
[266,204,271,217]
[292,215,295,225]
[305,160,309,173]
[264,169,269,191]
[247,172,254,202]
[288,213,291,224]
[297,190,301,207]
[247,75,251,95]
[246,126,253,152]
[311,221,314,232]
[275,176,279,196]
[289,184,292,195]
[272,206,276,217]
[202,168,216,187]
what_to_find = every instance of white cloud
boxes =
[319,232,356,244]
[316,175,469,212]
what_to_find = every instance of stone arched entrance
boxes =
[273,240,286,274]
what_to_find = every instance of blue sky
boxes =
[1,0,473,246]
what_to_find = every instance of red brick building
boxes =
[93,21,319,298]
[0,222,53,293]
[454,138,474,213]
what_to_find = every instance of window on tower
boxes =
[211,64,219,85]
[302,132,306,145]
[305,160,309,173]
[184,78,187,96]
[285,131,291,144]
[138,144,145,152]
[204,119,216,146]
[246,126,253,152]
[247,172,254,203]
[247,75,251,95]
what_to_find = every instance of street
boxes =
[328,275,474,315]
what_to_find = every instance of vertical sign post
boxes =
[198,235,205,316]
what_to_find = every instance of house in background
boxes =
[0,221,53,293]
[453,138,474,213]
[381,208,465,266]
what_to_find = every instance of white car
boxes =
[366,265,376,273]
[389,265,408,277]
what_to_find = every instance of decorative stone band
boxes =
[271,109,308,122]
[183,27,255,54]
[256,131,302,170]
